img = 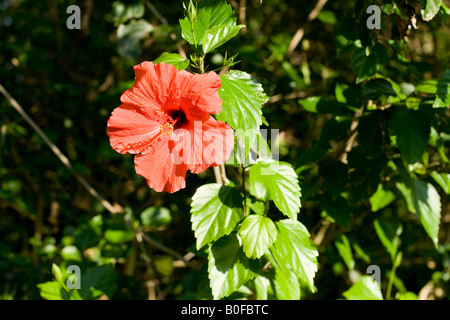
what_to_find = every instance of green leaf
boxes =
[61,245,82,262]
[273,268,301,300]
[298,97,345,114]
[37,281,69,300]
[190,184,244,249]
[343,276,383,300]
[140,207,172,228]
[207,233,259,299]
[369,184,397,212]
[117,19,153,59]
[179,10,211,46]
[107,1,145,23]
[249,159,301,221]
[253,275,271,300]
[317,10,337,25]
[202,24,244,54]
[270,220,318,292]
[334,233,355,270]
[435,69,450,106]
[421,0,442,21]
[411,180,441,247]
[75,225,102,250]
[179,0,239,48]
[374,216,402,261]
[361,79,397,99]
[104,229,135,244]
[79,265,118,300]
[217,70,267,152]
[239,215,277,259]
[319,194,352,229]
[153,52,190,71]
[430,171,450,194]
[357,112,383,156]
[52,263,64,285]
[415,79,438,94]
[388,109,430,164]
[351,42,387,79]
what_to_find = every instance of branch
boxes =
[0,82,197,269]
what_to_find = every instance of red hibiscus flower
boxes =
[107,62,234,193]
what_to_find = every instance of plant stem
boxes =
[386,251,402,300]
[241,163,247,217]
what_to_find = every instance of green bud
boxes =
[187,0,197,21]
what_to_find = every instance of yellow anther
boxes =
[159,122,174,136]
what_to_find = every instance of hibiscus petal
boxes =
[121,62,178,115]
[177,71,222,121]
[134,137,188,193]
[107,103,161,154]
[169,116,234,174]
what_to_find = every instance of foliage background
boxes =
[0,0,449,300]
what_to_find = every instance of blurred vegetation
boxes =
[0,0,449,300]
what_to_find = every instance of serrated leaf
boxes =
[388,109,430,164]
[179,0,238,48]
[190,184,244,249]
[253,274,271,300]
[270,220,318,292]
[217,70,267,153]
[179,11,211,46]
[411,180,441,247]
[207,233,259,299]
[79,265,118,300]
[421,0,442,21]
[37,281,69,300]
[202,24,244,53]
[153,53,189,71]
[249,160,301,220]
[273,269,301,300]
[343,276,383,300]
[239,215,277,259]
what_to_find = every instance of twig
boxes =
[124,219,198,270]
[0,82,197,269]
[287,0,328,55]
[145,1,168,25]
[0,83,120,215]
[239,0,247,29]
